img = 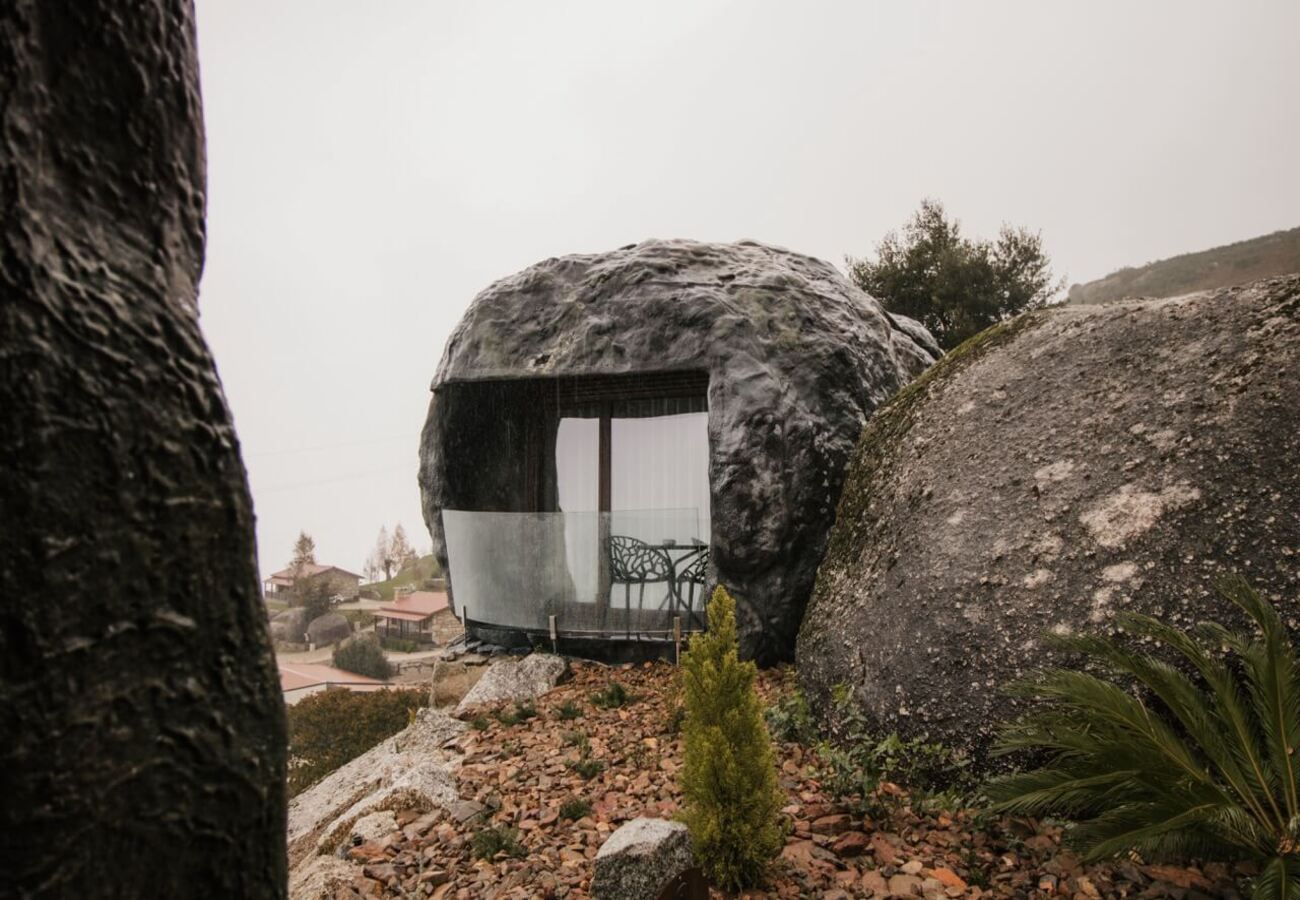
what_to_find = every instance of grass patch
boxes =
[567,756,605,780]
[590,681,635,709]
[559,798,591,821]
[492,701,538,727]
[470,825,526,861]
[556,700,583,721]
[359,554,441,603]
[469,715,489,731]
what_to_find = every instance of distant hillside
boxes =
[1068,226,1300,305]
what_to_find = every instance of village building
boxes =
[262,562,363,601]
[374,590,461,646]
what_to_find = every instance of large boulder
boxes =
[420,239,936,661]
[306,612,352,647]
[287,708,466,866]
[799,276,1300,765]
[592,818,694,900]
[0,2,285,896]
[455,653,568,713]
[271,607,310,643]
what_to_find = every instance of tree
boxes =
[294,570,332,624]
[290,530,316,577]
[389,524,416,573]
[370,526,392,582]
[678,587,784,891]
[987,578,1300,899]
[849,198,1062,351]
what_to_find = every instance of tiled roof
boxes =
[267,563,363,582]
[278,661,386,692]
[379,590,450,619]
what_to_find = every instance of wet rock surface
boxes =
[0,2,285,895]
[420,239,935,662]
[799,276,1300,766]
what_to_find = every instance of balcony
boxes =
[442,508,710,642]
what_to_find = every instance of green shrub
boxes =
[987,577,1300,899]
[815,682,973,818]
[469,715,489,731]
[559,798,591,821]
[379,637,419,653]
[765,671,814,744]
[332,635,393,680]
[556,700,583,721]
[590,681,635,709]
[471,825,526,861]
[678,586,784,892]
[562,730,589,752]
[286,687,429,796]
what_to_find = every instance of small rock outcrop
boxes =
[455,653,569,713]
[288,708,466,867]
[420,239,936,662]
[799,276,1300,766]
[592,818,694,900]
[306,612,352,647]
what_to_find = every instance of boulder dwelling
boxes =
[418,239,937,662]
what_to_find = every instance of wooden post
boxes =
[549,614,558,655]
[673,616,682,665]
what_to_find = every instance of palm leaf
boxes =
[986,577,1300,899]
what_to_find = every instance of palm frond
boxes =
[986,577,1300,899]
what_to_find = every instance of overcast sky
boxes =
[193,0,1300,579]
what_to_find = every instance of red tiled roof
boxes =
[379,590,449,619]
[278,661,386,692]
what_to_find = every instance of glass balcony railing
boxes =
[441,508,710,640]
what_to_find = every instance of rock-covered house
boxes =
[419,239,937,661]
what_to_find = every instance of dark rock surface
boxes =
[0,3,285,896]
[799,276,1300,766]
[420,239,935,662]
[306,612,353,647]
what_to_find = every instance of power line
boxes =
[254,464,415,494]
[244,433,421,459]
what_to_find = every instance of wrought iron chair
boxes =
[607,535,674,638]
[674,546,710,631]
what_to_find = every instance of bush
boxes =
[286,687,429,796]
[678,587,784,892]
[332,635,393,680]
[815,682,973,818]
[380,637,419,653]
[987,577,1300,899]
[765,670,814,744]
[567,755,604,780]
[471,825,525,861]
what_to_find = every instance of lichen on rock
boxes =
[798,276,1300,767]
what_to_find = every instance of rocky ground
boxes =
[317,661,1249,899]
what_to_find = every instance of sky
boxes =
[192,0,1300,579]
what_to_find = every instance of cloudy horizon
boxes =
[193,0,1300,578]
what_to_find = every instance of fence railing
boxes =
[441,508,711,641]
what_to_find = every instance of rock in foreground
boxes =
[455,653,568,713]
[799,276,1300,766]
[592,818,694,900]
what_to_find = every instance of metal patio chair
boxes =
[674,545,710,631]
[608,535,674,638]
